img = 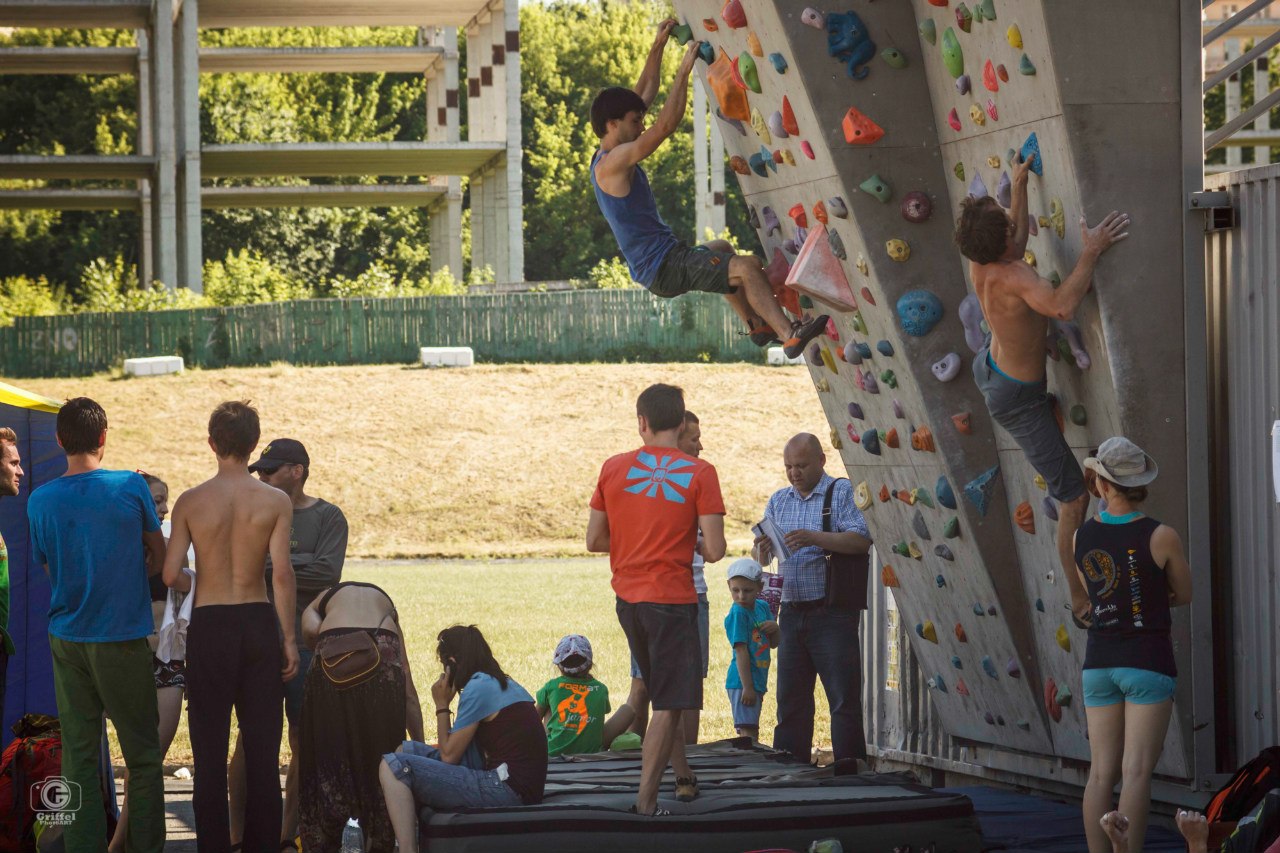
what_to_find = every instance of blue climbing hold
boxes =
[1035,598,1045,612]
[769,52,788,73]
[847,402,864,419]
[1020,131,1043,175]
[876,339,894,357]
[935,574,946,588]
[698,41,715,64]
[973,602,985,616]
[952,655,963,669]
[855,342,873,359]
[930,675,948,693]
[964,465,1001,516]
[936,476,956,509]
[896,290,944,337]
[748,151,769,177]
[861,429,880,455]
[826,11,876,80]
[981,656,998,678]
[760,144,778,173]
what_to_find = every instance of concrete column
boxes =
[149,0,177,289]
[470,173,485,279]
[709,108,725,239]
[693,83,710,242]
[501,0,523,281]
[425,26,463,280]
[174,0,202,291]
[136,29,153,288]
[482,166,498,281]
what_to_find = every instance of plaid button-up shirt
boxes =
[763,473,870,602]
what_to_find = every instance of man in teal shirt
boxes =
[0,426,24,714]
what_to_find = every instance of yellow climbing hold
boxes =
[747,30,763,57]
[751,108,771,145]
[815,377,831,392]
[1056,623,1072,652]
[1024,250,1037,267]
[830,427,843,450]
[908,541,923,559]
[820,347,837,373]
[854,480,872,510]
[1034,474,1047,490]
[1007,24,1022,49]
[1038,215,1051,229]
[922,620,938,643]
[1050,198,1066,238]
[856,254,869,276]
[969,104,986,126]
[781,149,796,166]
[987,155,1001,168]
[886,238,911,262]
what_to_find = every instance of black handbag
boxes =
[822,478,869,611]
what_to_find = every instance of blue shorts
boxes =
[284,646,314,727]
[1082,667,1176,708]
[632,593,709,679]
[727,688,763,727]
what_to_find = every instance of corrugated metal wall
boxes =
[1205,162,1280,767]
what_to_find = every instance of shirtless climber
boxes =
[589,19,828,360]
[954,154,1130,625]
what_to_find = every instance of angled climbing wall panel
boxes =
[677,0,1192,778]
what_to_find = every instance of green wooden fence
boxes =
[0,290,765,377]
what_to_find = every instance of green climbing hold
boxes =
[978,0,997,21]
[941,27,964,79]
[892,541,910,557]
[919,18,936,45]
[1056,336,1073,362]
[912,488,934,508]
[1056,684,1073,707]
[1069,404,1087,426]
[672,22,694,44]
[943,517,960,538]
[1049,270,1061,287]
[860,174,892,203]
[1019,53,1036,75]
[954,162,965,181]
[739,52,762,93]
[973,2,984,23]
[851,310,867,334]
[881,47,908,69]
[880,369,898,389]
[799,295,814,309]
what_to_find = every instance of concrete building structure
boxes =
[0,0,523,290]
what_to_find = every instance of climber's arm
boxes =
[601,41,700,172]
[635,19,676,108]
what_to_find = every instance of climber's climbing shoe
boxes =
[783,314,831,360]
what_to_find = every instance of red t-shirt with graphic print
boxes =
[590,445,725,605]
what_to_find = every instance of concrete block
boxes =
[123,355,184,377]
[419,346,474,368]
[766,346,804,366]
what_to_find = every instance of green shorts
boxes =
[648,244,735,298]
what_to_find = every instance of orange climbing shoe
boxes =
[746,320,781,347]
[782,314,830,359]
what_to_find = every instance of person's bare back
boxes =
[973,258,1053,383]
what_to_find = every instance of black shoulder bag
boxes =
[822,478,870,611]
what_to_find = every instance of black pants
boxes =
[187,603,284,853]
[774,603,868,763]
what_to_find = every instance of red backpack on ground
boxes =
[0,714,63,853]
[1208,746,1280,824]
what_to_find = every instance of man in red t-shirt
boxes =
[587,383,726,816]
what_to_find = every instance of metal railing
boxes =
[1203,0,1280,160]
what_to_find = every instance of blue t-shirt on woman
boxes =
[28,469,160,643]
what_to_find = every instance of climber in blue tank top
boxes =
[1071,436,1193,853]
[588,19,828,360]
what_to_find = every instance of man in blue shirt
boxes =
[28,397,166,853]
[754,433,872,765]
[0,427,23,719]
[589,20,828,360]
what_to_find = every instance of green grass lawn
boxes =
[130,558,833,766]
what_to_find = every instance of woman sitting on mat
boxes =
[298,581,424,853]
[379,625,548,852]
[1076,438,1193,853]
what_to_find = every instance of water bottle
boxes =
[340,817,365,853]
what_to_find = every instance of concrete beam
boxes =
[0,188,140,210]
[198,0,485,27]
[0,47,139,75]
[199,46,446,75]
[200,142,504,178]
[0,155,154,179]
[0,0,149,27]
[201,184,447,208]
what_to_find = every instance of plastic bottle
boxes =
[340,817,364,853]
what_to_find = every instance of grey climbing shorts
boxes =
[973,345,1085,503]
[647,243,735,299]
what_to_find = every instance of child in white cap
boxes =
[535,634,635,756]
[723,558,780,739]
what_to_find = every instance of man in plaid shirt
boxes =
[753,433,872,765]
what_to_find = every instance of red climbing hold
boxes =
[952,412,973,434]
[986,99,998,121]
[997,63,1009,82]
[702,17,718,32]
[929,0,949,5]
[947,108,962,132]
[785,223,858,311]
[911,426,936,452]
[765,249,799,315]
[729,55,748,90]
[729,155,750,175]
[825,317,839,340]
[1015,501,1035,534]
[860,286,876,305]
[896,489,913,504]
[879,484,891,503]
[983,59,999,92]
[955,623,968,642]
[882,565,900,588]
[707,49,750,121]
[813,201,828,225]
[721,0,747,29]
[800,141,815,159]
[788,203,808,229]
[782,96,799,136]
[955,678,970,696]
[885,428,899,449]
[1044,678,1062,722]
[842,106,885,145]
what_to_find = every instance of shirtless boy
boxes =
[163,401,297,853]
[589,20,829,360]
[954,155,1129,623]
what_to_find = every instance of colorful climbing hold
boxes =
[876,339,894,357]
[750,108,772,145]
[748,152,769,177]
[766,111,788,140]
[908,541,923,559]
[881,564,899,587]
[1015,501,1035,534]
[855,342,872,360]
[1050,198,1065,238]
[1056,683,1072,707]
[983,59,999,92]
[956,73,971,95]
[894,541,910,558]
[1069,404,1087,426]
[951,412,972,435]
[842,106,885,145]
[954,162,966,181]
[827,229,847,260]
[1006,658,1021,678]
[901,191,933,224]
[964,465,1001,516]
[968,172,989,199]
[828,196,848,219]
[1035,598,1045,612]
[820,347,837,374]
[1006,23,1022,48]
[762,206,781,235]
[1042,496,1058,521]
[982,656,998,678]
[768,52,788,73]
[859,174,892,203]
[986,99,999,121]
[721,0,747,29]
[952,655,963,669]
[931,353,962,382]
[847,401,864,419]
[896,290,943,336]
[729,156,750,175]
[941,27,964,78]
[947,108,963,132]
[911,425,936,452]
[920,18,937,44]
[672,22,694,44]
[788,203,807,229]
[855,254,868,276]
[912,509,931,540]
[937,476,957,509]
[738,53,762,92]
[862,429,881,455]
[987,156,1001,169]
[800,141,814,159]
[936,574,947,588]
[928,675,947,693]
[698,42,716,64]
[956,679,970,696]
[860,286,875,305]
[885,427,900,448]
[1056,623,1071,652]
[852,481,871,511]
[955,3,973,32]
[886,239,911,262]
[912,488,933,508]
[851,310,868,334]
[703,18,718,32]
[812,202,828,226]
[826,11,877,79]
[935,544,955,561]
[801,7,825,28]
[973,603,985,616]
[1024,249,1036,267]
[707,50,750,121]
[1015,719,1031,731]
[1019,54,1035,75]
[780,97,799,136]
[955,623,968,642]
[780,149,796,167]
[896,489,914,505]
[919,621,938,643]
[944,517,960,538]
[996,63,1009,82]
[747,31,763,57]
[984,712,996,725]
[815,378,830,393]
[881,47,907,69]
[996,171,1012,207]
[879,484,890,503]
[1033,473,1046,490]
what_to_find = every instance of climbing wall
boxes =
[676,0,1191,776]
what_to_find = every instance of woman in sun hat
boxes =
[1074,436,1194,853]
